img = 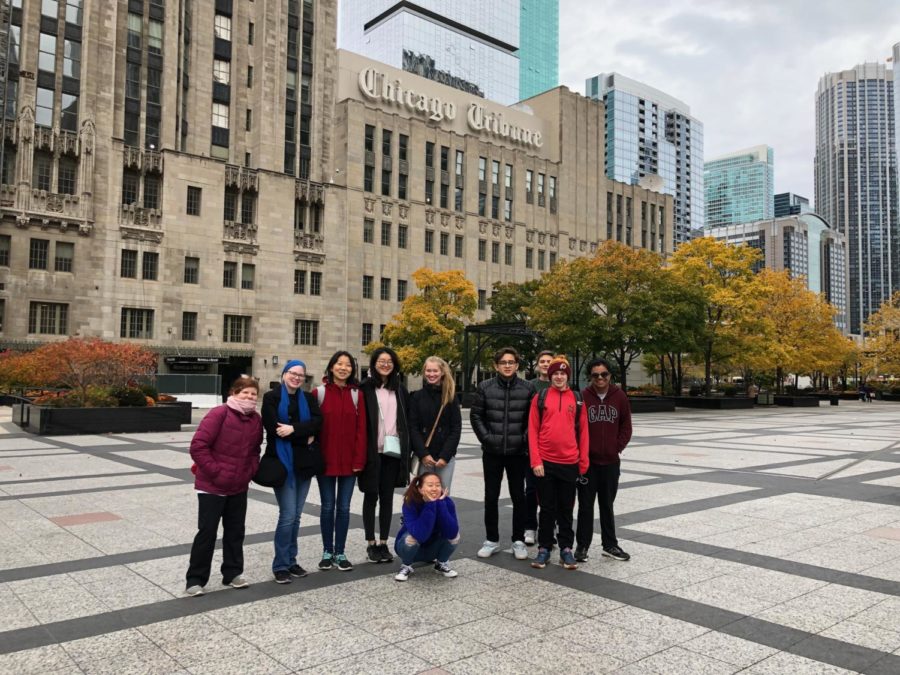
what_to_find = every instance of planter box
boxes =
[23,404,186,435]
[774,396,820,407]
[880,393,900,402]
[667,396,755,410]
[630,397,676,413]
[159,400,193,424]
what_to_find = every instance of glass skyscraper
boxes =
[338,1,521,105]
[519,0,558,99]
[704,146,774,230]
[816,63,898,335]
[774,192,811,217]
[586,73,704,246]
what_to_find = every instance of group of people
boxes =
[183,344,632,595]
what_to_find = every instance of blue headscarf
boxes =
[276,360,311,486]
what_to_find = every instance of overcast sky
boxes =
[558,0,900,206]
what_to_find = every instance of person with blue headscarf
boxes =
[261,360,322,583]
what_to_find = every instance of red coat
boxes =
[528,387,590,475]
[318,383,368,476]
[190,405,262,495]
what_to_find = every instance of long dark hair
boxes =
[324,350,359,386]
[403,471,442,506]
[369,346,402,391]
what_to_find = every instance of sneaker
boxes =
[366,543,381,563]
[273,570,292,584]
[225,575,249,589]
[512,540,528,560]
[318,552,334,571]
[524,529,536,546]
[602,545,631,561]
[185,585,204,596]
[288,564,308,577]
[477,540,501,558]
[560,548,578,570]
[433,561,458,578]
[377,543,394,563]
[574,546,589,563]
[394,564,414,582]
[335,554,353,571]
[531,547,551,569]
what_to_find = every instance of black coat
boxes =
[408,384,462,463]
[261,387,323,480]
[470,375,534,456]
[357,378,411,494]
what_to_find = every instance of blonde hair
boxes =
[423,356,456,407]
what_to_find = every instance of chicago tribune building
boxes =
[0,0,672,388]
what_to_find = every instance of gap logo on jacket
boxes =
[588,404,618,424]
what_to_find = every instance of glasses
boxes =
[375,359,393,366]
[590,371,611,380]
[497,360,518,366]
[286,371,305,378]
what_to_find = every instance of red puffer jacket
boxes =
[190,405,263,495]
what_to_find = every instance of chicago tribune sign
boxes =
[401,50,484,98]
[357,67,543,149]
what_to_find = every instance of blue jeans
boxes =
[272,477,312,572]
[394,534,458,565]
[317,474,356,555]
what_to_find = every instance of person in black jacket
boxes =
[261,360,322,584]
[409,356,462,491]
[358,347,411,564]
[469,347,534,561]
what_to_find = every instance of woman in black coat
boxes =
[358,347,410,564]
[409,356,462,492]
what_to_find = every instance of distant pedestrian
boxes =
[185,376,263,596]
[393,472,460,582]
[409,356,462,491]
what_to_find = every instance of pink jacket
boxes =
[190,405,263,495]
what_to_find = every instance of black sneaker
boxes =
[288,564,308,577]
[273,570,292,584]
[602,545,630,561]
[574,546,589,563]
[335,554,353,571]
[366,544,381,563]
[318,552,334,571]
[377,543,394,563]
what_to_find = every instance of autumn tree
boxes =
[369,268,477,374]
[863,291,900,378]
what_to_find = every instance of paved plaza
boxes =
[0,402,899,674]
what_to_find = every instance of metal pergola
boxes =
[461,321,543,393]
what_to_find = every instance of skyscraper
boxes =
[815,63,899,335]
[773,192,811,217]
[519,0,558,99]
[338,1,521,105]
[704,146,774,230]
[585,72,704,246]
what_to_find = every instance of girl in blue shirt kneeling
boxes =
[394,472,460,581]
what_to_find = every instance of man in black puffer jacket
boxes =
[470,347,534,561]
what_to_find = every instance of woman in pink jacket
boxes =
[185,376,263,596]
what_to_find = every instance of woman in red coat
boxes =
[185,376,263,596]
[315,351,367,571]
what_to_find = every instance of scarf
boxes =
[226,396,257,415]
[277,360,310,486]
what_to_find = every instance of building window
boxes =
[478,157,487,181]
[538,250,546,270]
[214,14,232,41]
[294,269,306,294]
[440,232,449,256]
[121,249,137,278]
[224,314,251,343]
[54,242,74,272]
[148,19,163,54]
[0,235,10,266]
[35,87,54,127]
[455,150,464,176]
[38,32,57,74]
[240,263,255,290]
[33,153,52,191]
[364,124,375,152]
[505,244,513,266]
[478,289,486,310]
[526,169,533,201]
[310,271,322,296]
[505,164,512,189]
[127,13,142,48]
[504,199,512,221]
[212,103,229,129]
[29,238,49,269]
[143,175,160,210]
[454,235,464,258]
[478,193,486,217]
[363,218,374,243]
[478,239,486,261]
[58,158,78,195]
[184,256,199,284]
[223,261,237,288]
[294,319,319,345]
[398,224,408,249]
[362,275,373,299]
[397,279,407,302]
[381,169,391,197]
[240,193,255,224]
[491,195,499,220]
[213,59,230,85]
[526,248,533,269]
[224,188,238,221]
[398,173,408,200]
[399,134,408,161]
[122,170,140,205]
[247,65,253,87]
[538,173,545,203]
[424,229,434,253]
[491,160,499,185]
[362,323,373,346]
[491,241,500,264]
[182,312,197,341]
[29,302,68,335]
[142,251,158,280]
[380,277,391,301]
[120,307,154,339]
[248,21,254,45]
[550,251,557,267]
[381,221,391,246]
[187,186,202,215]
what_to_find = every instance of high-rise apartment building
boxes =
[774,192,811,217]
[704,145,774,230]
[519,0,558,99]
[585,72,704,247]
[815,63,898,335]
[338,1,521,105]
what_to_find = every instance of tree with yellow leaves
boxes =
[862,291,900,378]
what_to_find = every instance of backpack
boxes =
[536,387,583,441]
[316,384,359,411]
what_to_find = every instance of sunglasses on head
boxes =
[590,371,611,379]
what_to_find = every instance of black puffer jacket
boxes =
[357,378,411,494]
[409,384,462,463]
[470,375,534,456]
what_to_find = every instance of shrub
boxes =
[111,386,148,407]
[722,385,738,396]
[139,383,159,401]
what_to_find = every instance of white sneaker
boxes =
[184,585,204,597]
[512,540,528,560]
[394,564,414,582]
[524,530,536,545]
[433,561,458,578]
[477,540,501,558]
[226,575,249,589]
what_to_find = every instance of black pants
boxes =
[524,471,539,531]
[186,491,247,586]
[576,462,620,550]
[536,461,577,551]
[482,452,528,543]
[363,454,402,541]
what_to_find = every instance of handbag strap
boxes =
[424,402,446,449]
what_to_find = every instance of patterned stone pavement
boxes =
[0,401,899,674]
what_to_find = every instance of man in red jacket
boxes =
[576,358,633,563]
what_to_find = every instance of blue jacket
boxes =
[396,498,459,546]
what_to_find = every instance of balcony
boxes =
[293,231,324,264]
[223,219,258,255]
[295,178,324,203]
[119,203,162,242]
[225,165,258,191]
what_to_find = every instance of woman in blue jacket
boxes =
[393,472,460,581]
